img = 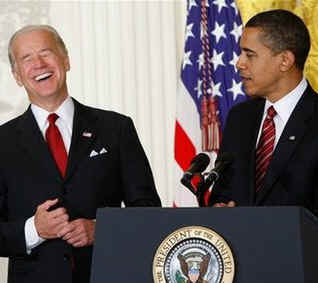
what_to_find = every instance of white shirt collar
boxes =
[31,96,74,133]
[264,78,307,123]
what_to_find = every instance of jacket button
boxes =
[63,254,75,270]
[63,254,70,261]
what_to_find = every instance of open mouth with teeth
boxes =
[35,72,53,82]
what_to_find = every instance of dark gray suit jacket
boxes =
[211,85,318,216]
[0,98,161,283]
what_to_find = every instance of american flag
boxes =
[174,0,246,207]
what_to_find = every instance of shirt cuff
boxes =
[25,216,46,253]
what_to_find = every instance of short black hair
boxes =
[246,9,310,70]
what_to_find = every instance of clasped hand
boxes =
[213,200,236,207]
[34,199,95,247]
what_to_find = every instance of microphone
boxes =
[182,153,210,180]
[204,152,234,188]
[180,153,210,195]
[196,152,233,207]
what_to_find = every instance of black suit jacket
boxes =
[0,98,161,283]
[211,85,318,215]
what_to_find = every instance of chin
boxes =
[243,89,253,97]
[37,87,59,96]
[248,94,260,100]
[243,87,258,98]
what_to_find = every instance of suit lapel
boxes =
[16,107,62,179]
[255,87,316,204]
[65,99,98,180]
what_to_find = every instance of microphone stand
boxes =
[196,173,216,207]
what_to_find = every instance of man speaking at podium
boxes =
[210,9,318,216]
[0,25,161,283]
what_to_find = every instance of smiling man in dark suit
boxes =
[211,9,318,216]
[0,25,161,283]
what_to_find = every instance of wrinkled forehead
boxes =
[12,29,66,59]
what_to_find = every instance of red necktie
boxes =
[255,106,277,192]
[46,113,68,178]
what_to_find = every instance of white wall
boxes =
[0,0,187,281]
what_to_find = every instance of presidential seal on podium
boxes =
[153,226,235,283]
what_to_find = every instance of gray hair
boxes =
[8,25,68,69]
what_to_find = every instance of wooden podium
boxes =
[90,207,318,283]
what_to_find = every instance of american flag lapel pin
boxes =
[82,131,92,138]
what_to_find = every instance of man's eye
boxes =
[40,50,52,57]
[22,56,32,62]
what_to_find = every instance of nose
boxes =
[236,54,245,71]
[33,55,46,68]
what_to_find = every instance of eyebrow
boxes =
[39,48,52,53]
[241,47,257,54]
[20,54,31,60]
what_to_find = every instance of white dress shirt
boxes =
[25,96,74,252]
[256,78,307,149]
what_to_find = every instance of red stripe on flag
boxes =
[174,120,196,171]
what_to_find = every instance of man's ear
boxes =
[12,68,23,87]
[279,50,295,72]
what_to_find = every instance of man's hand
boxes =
[57,218,95,248]
[213,201,236,207]
[34,199,69,239]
